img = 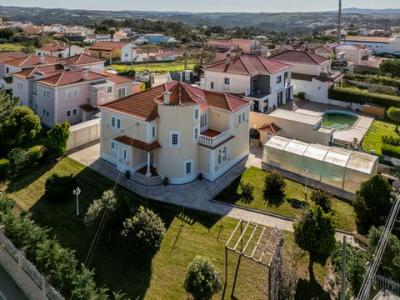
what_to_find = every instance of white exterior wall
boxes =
[4,64,21,77]
[120,43,135,62]
[36,45,83,58]
[204,70,250,93]
[12,77,30,106]
[343,38,400,55]
[36,84,57,127]
[293,78,330,103]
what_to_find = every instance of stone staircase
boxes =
[130,172,163,186]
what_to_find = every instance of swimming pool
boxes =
[322,110,359,130]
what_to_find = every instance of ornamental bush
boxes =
[382,135,400,146]
[240,182,254,202]
[381,143,400,159]
[184,255,222,300]
[310,190,332,213]
[44,121,70,157]
[0,158,10,178]
[44,174,77,202]
[27,145,45,163]
[264,171,286,198]
[7,148,30,174]
[121,206,166,255]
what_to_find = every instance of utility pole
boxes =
[337,0,342,45]
[341,236,347,300]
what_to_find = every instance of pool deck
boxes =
[286,101,374,146]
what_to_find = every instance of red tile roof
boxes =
[39,44,68,52]
[39,70,106,87]
[88,41,128,51]
[102,72,132,85]
[0,52,27,64]
[6,55,60,68]
[101,81,249,121]
[258,123,281,134]
[12,64,65,79]
[203,55,292,76]
[344,35,393,44]
[114,135,161,152]
[271,50,329,66]
[60,53,104,66]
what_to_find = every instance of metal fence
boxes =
[0,229,64,300]
[375,275,400,296]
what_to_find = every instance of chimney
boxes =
[225,53,231,66]
[163,91,171,104]
[82,67,89,80]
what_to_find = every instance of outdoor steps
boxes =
[130,172,163,186]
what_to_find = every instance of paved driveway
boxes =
[0,265,26,300]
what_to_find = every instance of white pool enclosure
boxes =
[263,136,378,193]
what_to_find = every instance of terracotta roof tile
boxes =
[114,135,161,152]
[203,54,292,76]
[39,44,68,52]
[6,55,60,68]
[258,123,281,134]
[60,53,104,66]
[89,41,128,51]
[101,81,249,121]
[0,52,27,64]
[12,64,65,79]
[39,70,106,87]
[271,50,329,66]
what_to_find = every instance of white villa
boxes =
[36,44,84,59]
[342,35,400,55]
[100,81,250,184]
[202,54,293,113]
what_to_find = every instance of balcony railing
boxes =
[199,129,233,148]
[245,89,270,99]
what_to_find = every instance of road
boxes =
[0,265,26,300]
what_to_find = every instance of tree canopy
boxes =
[43,121,70,156]
[387,106,400,132]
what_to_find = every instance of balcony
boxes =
[199,129,233,148]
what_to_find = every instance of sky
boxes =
[1,0,400,13]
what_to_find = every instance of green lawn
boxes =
[216,167,357,232]
[1,158,332,299]
[0,43,32,52]
[362,120,399,155]
[111,59,197,74]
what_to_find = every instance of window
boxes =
[151,126,156,138]
[123,148,128,161]
[6,67,9,74]
[17,83,22,89]
[194,127,199,140]
[218,147,228,165]
[73,108,77,115]
[107,86,112,93]
[111,116,121,129]
[67,110,71,117]
[224,78,230,85]
[110,141,116,152]
[194,108,199,120]
[185,161,192,175]
[46,111,49,117]
[169,131,180,147]
[276,76,282,84]
[242,112,246,122]
[210,82,214,89]
[238,114,242,124]
[42,109,46,115]
[200,114,208,128]
[118,88,126,99]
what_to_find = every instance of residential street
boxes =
[0,265,26,300]
[69,143,358,247]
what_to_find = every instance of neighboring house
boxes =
[271,50,343,103]
[84,34,113,44]
[342,35,400,55]
[311,45,336,60]
[149,51,177,62]
[0,52,27,89]
[4,55,60,77]
[30,69,133,127]
[335,44,382,70]
[99,81,250,184]
[12,53,107,107]
[36,44,84,58]
[60,53,106,72]
[202,54,293,113]
[88,41,135,62]
[207,39,266,55]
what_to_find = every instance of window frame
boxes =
[224,77,230,85]
[169,130,180,147]
[184,160,193,176]
[111,116,122,129]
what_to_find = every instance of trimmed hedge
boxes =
[346,74,400,90]
[382,135,400,146]
[0,158,10,178]
[381,143,400,159]
[329,86,400,108]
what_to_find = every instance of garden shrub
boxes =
[381,143,400,159]
[346,73,400,90]
[44,174,77,202]
[184,255,222,300]
[310,190,332,213]
[328,86,400,108]
[44,121,70,157]
[382,135,400,146]
[264,171,286,198]
[240,182,254,201]
[84,190,118,227]
[0,158,10,178]
[7,148,30,174]
[297,92,306,100]
[27,145,45,163]
[121,206,166,255]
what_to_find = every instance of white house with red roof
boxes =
[271,49,343,103]
[99,81,250,184]
[202,54,293,113]
[36,44,84,58]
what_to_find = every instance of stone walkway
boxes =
[69,144,358,246]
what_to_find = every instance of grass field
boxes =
[362,120,399,155]
[0,158,333,299]
[216,167,357,232]
[0,43,32,52]
[111,59,197,74]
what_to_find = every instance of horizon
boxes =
[0,0,400,13]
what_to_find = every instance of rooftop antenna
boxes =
[338,0,342,45]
